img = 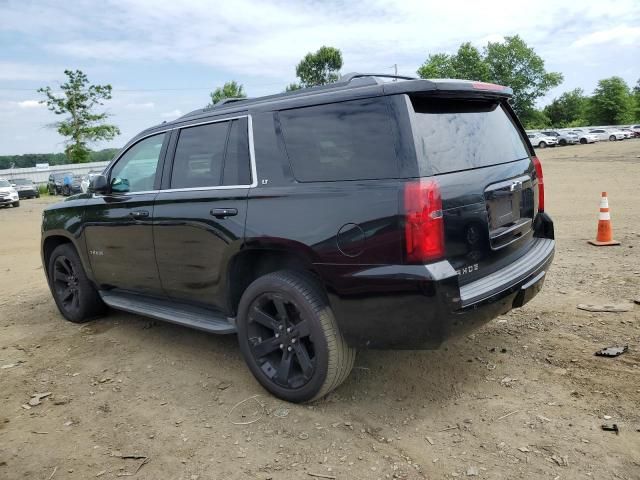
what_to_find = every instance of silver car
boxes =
[589,128,625,141]
[540,130,579,146]
[527,133,557,148]
[566,129,598,144]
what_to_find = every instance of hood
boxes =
[0,186,16,194]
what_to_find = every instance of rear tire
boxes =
[538,141,547,148]
[559,139,567,146]
[236,270,355,403]
[48,243,106,323]
[609,135,616,141]
[580,138,587,144]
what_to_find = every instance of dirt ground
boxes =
[1,140,639,480]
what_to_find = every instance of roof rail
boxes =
[207,97,250,109]
[339,72,416,83]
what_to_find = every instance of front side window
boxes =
[110,133,165,193]
[279,98,399,182]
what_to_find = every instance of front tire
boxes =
[580,138,587,144]
[559,139,567,146]
[12,201,19,207]
[237,271,355,403]
[48,244,106,323]
[538,141,547,148]
[609,135,616,141]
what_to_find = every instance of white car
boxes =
[0,178,20,207]
[540,130,579,146]
[81,170,103,193]
[566,130,598,144]
[589,128,625,141]
[527,133,557,148]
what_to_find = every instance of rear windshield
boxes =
[410,97,529,175]
[279,98,398,182]
[13,179,31,185]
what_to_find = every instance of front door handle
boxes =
[210,207,238,218]
[129,210,149,219]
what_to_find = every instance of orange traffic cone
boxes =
[588,192,620,246]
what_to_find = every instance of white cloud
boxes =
[15,100,44,109]
[160,109,182,119]
[571,25,640,48]
[0,62,63,81]
[125,101,155,109]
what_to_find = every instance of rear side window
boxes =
[279,98,398,182]
[410,97,529,175]
[171,118,252,189]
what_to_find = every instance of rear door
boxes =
[408,95,538,284]
[83,132,168,294]
[153,116,253,308]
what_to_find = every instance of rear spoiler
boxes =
[382,78,513,98]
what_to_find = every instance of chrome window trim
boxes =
[104,114,257,196]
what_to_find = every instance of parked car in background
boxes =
[527,132,557,148]
[566,129,599,144]
[81,170,103,193]
[619,128,636,138]
[0,178,20,207]
[62,174,84,196]
[540,130,578,146]
[630,125,640,136]
[48,172,72,195]
[10,178,40,199]
[589,128,625,141]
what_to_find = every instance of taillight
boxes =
[532,156,544,212]
[404,180,444,263]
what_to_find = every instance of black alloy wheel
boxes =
[246,292,315,390]
[48,243,106,323]
[237,271,355,403]
[52,255,81,315]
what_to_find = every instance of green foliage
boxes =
[285,82,302,92]
[294,46,343,88]
[587,76,633,125]
[209,80,247,106]
[38,70,120,164]
[0,149,119,170]
[38,184,49,195]
[520,109,551,130]
[417,36,563,117]
[484,36,563,117]
[633,78,640,121]
[543,88,588,127]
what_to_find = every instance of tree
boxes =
[484,36,563,117]
[285,82,302,92]
[588,76,633,125]
[417,36,563,118]
[632,78,640,121]
[543,88,588,127]
[38,70,120,163]
[209,80,246,106]
[417,53,456,79]
[294,46,343,88]
[521,109,551,129]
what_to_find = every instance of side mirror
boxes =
[89,174,109,194]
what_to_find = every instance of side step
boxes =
[99,291,236,334]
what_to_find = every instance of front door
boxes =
[83,132,168,294]
[154,117,253,309]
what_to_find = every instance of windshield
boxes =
[0,179,10,187]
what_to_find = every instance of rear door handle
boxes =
[129,210,149,218]
[210,207,238,218]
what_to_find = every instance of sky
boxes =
[0,0,639,155]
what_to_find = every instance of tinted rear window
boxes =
[410,97,529,175]
[279,98,398,182]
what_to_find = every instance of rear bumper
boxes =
[17,189,37,198]
[326,213,555,349]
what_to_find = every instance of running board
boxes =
[99,291,236,334]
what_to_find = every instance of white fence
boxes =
[0,161,110,185]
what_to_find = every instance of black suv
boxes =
[41,74,555,403]
[47,172,72,195]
